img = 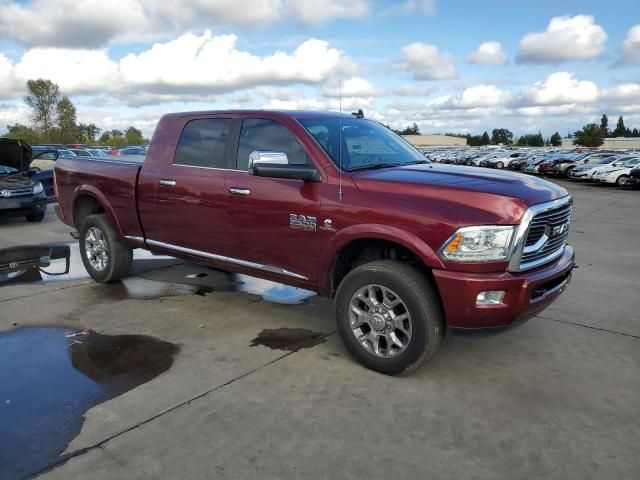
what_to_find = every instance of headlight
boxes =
[32,182,44,195]
[440,226,515,262]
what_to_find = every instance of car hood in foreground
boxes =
[352,163,569,224]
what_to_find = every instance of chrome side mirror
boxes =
[248,151,288,173]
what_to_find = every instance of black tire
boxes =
[495,161,504,169]
[565,166,575,178]
[79,213,132,283]
[616,175,629,188]
[335,260,445,375]
[25,212,45,222]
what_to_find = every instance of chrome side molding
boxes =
[140,239,308,280]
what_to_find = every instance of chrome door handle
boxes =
[159,179,176,186]
[229,188,251,196]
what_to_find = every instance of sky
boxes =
[0,0,639,138]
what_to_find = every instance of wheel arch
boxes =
[319,225,444,297]
[71,186,124,237]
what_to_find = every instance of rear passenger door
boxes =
[224,117,324,283]
[145,117,235,258]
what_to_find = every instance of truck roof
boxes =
[159,109,359,121]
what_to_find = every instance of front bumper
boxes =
[0,194,47,217]
[433,246,574,329]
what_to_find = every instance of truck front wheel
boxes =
[79,214,132,283]
[335,260,445,375]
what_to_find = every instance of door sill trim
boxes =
[144,239,308,280]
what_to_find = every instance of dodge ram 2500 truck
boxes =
[54,110,575,375]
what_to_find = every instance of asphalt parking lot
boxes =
[1,179,639,480]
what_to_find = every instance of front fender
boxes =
[318,223,444,295]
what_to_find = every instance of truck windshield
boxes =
[298,117,428,171]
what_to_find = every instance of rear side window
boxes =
[175,119,232,168]
[236,119,309,171]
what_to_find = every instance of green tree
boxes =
[56,95,78,143]
[125,126,144,145]
[600,114,609,137]
[98,131,111,143]
[573,123,604,147]
[23,79,61,142]
[612,115,629,137]
[467,134,482,146]
[480,131,490,146]
[5,123,40,145]
[632,128,639,137]
[106,135,127,147]
[78,123,101,143]
[394,123,421,135]
[550,132,562,146]
[490,128,513,145]
[110,129,124,138]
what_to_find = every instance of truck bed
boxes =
[54,156,144,240]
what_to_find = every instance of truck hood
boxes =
[0,175,33,190]
[0,138,32,172]
[352,164,568,224]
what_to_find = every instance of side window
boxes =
[174,119,232,168]
[236,119,309,171]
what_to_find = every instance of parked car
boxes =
[568,155,637,180]
[109,147,147,156]
[29,148,77,197]
[54,110,575,375]
[592,158,640,186]
[548,152,615,177]
[0,138,47,222]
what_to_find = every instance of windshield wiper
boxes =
[346,163,400,172]
[402,160,430,165]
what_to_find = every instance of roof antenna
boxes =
[338,80,343,202]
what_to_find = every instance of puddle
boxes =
[250,328,327,352]
[0,327,179,480]
[231,275,315,305]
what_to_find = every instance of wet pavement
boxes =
[250,328,328,352]
[0,327,178,480]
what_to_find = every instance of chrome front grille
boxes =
[0,187,33,198]
[509,197,573,272]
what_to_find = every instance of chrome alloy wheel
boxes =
[348,285,412,358]
[85,226,109,272]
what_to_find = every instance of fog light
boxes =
[476,290,505,305]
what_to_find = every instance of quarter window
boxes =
[236,119,309,170]
[174,119,232,168]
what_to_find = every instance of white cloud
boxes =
[397,42,456,80]
[619,25,640,64]
[440,85,512,109]
[514,72,599,107]
[466,41,507,65]
[285,0,369,25]
[322,77,383,97]
[1,31,352,105]
[392,84,437,97]
[0,0,371,47]
[602,83,640,103]
[516,15,607,64]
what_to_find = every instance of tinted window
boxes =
[237,119,309,170]
[175,119,232,168]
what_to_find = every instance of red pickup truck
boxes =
[54,110,574,375]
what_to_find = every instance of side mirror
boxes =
[248,151,289,172]
[249,151,320,182]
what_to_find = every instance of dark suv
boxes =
[0,139,47,222]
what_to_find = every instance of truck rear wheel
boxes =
[335,260,444,375]
[79,214,132,283]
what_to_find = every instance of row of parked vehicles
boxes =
[422,146,640,189]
